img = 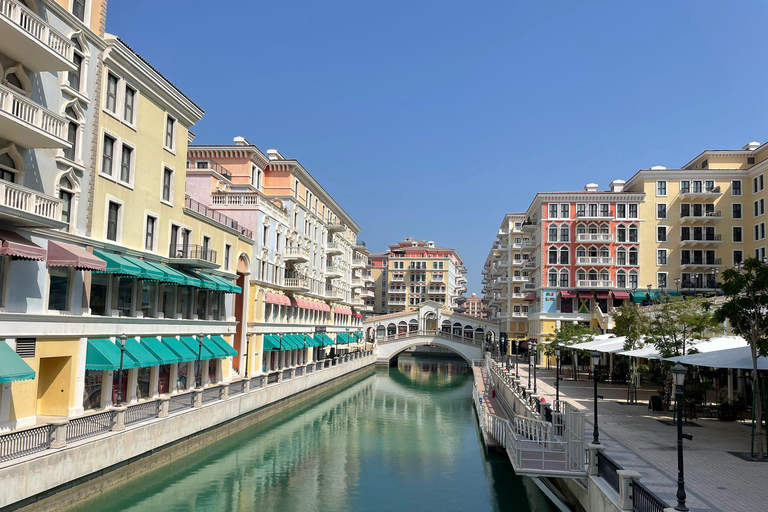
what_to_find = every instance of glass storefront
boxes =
[177,362,189,390]
[117,277,133,316]
[83,370,103,410]
[207,360,217,384]
[137,367,151,399]
[158,364,171,394]
[90,274,109,316]
[112,369,129,404]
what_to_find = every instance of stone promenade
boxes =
[512,361,766,512]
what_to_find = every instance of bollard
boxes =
[49,419,69,449]
[193,388,203,408]
[112,406,127,431]
[587,443,606,476]
[158,396,170,418]
[617,470,642,511]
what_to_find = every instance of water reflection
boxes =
[68,356,554,512]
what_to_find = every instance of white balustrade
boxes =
[0,84,66,141]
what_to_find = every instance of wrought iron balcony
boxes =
[168,243,217,267]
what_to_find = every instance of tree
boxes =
[714,258,768,458]
[647,297,719,358]
[547,322,595,380]
[613,303,648,403]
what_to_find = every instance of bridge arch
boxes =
[376,334,483,365]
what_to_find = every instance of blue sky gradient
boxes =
[107,0,768,294]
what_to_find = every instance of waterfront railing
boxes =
[596,450,622,494]
[0,351,376,465]
[631,478,667,512]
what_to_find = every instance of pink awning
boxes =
[559,290,576,299]
[612,291,630,299]
[289,296,299,308]
[0,230,46,261]
[265,292,282,305]
[281,295,291,306]
[595,291,611,299]
[523,293,536,301]
[336,307,351,315]
[320,303,331,312]
[578,291,593,299]
[355,313,363,319]
[47,241,105,271]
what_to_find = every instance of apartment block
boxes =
[463,293,485,318]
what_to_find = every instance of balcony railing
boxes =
[0,179,62,222]
[210,192,289,223]
[352,257,367,267]
[325,285,344,298]
[576,256,613,265]
[326,264,343,275]
[681,258,722,267]
[0,83,68,146]
[285,276,309,289]
[169,243,217,264]
[0,0,74,67]
[680,211,722,221]
[680,234,722,243]
[576,211,613,219]
[577,279,613,288]
[185,196,253,239]
[326,241,343,253]
[284,246,310,260]
[576,233,613,242]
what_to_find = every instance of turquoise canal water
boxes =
[67,355,555,512]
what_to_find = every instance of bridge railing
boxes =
[377,329,484,346]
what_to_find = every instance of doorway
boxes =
[37,357,71,416]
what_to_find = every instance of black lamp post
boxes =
[116,334,127,406]
[514,339,519,378]
[711,268,719,295]
[527,341,532,389]
[244,333,252,377]
[196,333,204,388]
[647,283,653,305]
[691,273,699,295]
[675,277,681,295]
[555,344,562,409]
[530,341,538,393]
[591,350,602,445]
[672,363,692,511]
[278,334,283,369]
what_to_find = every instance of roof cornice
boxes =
[188,145,270,169]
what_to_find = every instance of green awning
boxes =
[305,335,319,348]
[125,257,165,280]
[314,333,334,346]
[0,342,35,382]
[282,334,300,350]
[666,290,682,297]
[85,338,123,371]
[192,272,220,291]
[93,249,142,276]
[144,262,186,285]
[204,274,242,294]
[630,290,647,303]
[336,333,350,345]
[140,337,180,365]
[648,290,663,300]
[161,337,199,363]
[201,336,228,359]
[210,335,238,357]
[176,269,203,288]
[292,334,314,348]
[313,334,326,347]
[263,334,281,351]
[120,337,160,369]
[179,336,215,360]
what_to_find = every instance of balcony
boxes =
[362,274,375,283]
[498,228,510,237]
[185,196,253,239]
[168,244,218,269]
[351,257,367,268]
[360,289,374,298]
[210,192,289,224]
[388,299,407,306]
[511,311,528,318]
[326,241,343,255]
[353,240,368,251]
[497,261,511,268]
[523,283,536,290]
[327,223,345,232]
[285,276,310,291]
[325,285,344,300]
[512,259,524,266]
[0,84,69,149]
[511,292,526,299]
[495,277,511,285]
[680,211,722,223]
[523,260,537,269]
[325,265,343,279]
[576,257,613,265]
[0,0,75,72]
[576,212,613,220]
[576,233,613,243]
[680,259,723,269]
[284,246,310,262]
[576,279,613,288]
[0,179,65,229]
[497,244,509,251]
[680,186,722,200]
[521,239,537,252]
[521,220,538,232]
[388,288,407,294]
[351,297,364,307]
[680,234,723,246]
[512,276,528,283]
[351,278,363,288]
[390,274,404,282]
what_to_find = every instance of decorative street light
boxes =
[244,333,252,377]
[531,341,538,394]
[196,333,204,388]
[555,344,562,409]
[675,277,681,295]
[672,363,693,512]
[711,268,719,295]
[691,273,699,295]
[116,334,127,406]
[591,350,602,445]
[278,333,284,370]
[527,341,532,389]
[647,284,653,305]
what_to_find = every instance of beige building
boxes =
[463,293,485,318]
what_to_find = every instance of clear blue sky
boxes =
[107,0,768,295]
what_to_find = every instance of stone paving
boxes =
[511,361,767,512]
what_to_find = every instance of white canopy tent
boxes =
[667,346,768,371]
[617,336,747,360]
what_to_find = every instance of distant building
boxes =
[464,293,486,318]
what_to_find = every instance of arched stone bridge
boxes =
[363,301,500,364]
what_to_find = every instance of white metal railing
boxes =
[576,256,613,265]
[378,330,483,346]
[576,233,613,242]
[0,83,67,142]
[352,257,367,266]
[0,179,62,221]
[577,279,613,287]
[0,0,74,62]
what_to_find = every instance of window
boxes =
[548,270,557,287]
[680,180,690,194]
[629,225,638,242]
[617,271,626,288]
[629,204,638,218]
[48,268,70,311]
[72,0,86,20]
[600,203,610,217]
[656,181,667,196]
[548,226,557,242]
[656,226,667,242]
[59,176,74,227]
[124,86,136,124]
[145,216,156,251]
[120,144,133,183]
[733,250,743,266]
[733,227,743,243]
[629,272,638,289]
[657,203,667,219]
[164,115,176,151]
[657,273,668,289]
[107,201,120,241]
[576,204,586,218]
[560,226,569,242]
[732,180,742,196]
[559,247,569,265]
[754,175,764,193]
[117,277,133,316]
[63,105,80,162]
[754,198,766,217]
[549,204,558,218]
[102,134,115,176]
[657,249,667,265]
[616,225,626,242]
[69,39,84,92]
[105,73,118,113]
[755,222,766,241]
[561,204,569,218]
[629,248,638,266]
[559,270,569,287]
[548,248,558,265]
[616,204,626,218]
[733,203,742,219]
[589,204,598,217]
[224,244,231,271]
[162,167,173,202]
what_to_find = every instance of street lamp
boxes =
[711,268,719,295]
[527,341,532,389]
[244,333,252,377]
[691,273,699,295]
[278,333,284,370]
[591,350,602,445]
[647,284,653,305]
[116,334,127,406]
[672,363,692,512]
[196,333,204,388]
[514,339,519,378]
[555,344,562,409]
[531,341,538,394]
[674,277,681,295]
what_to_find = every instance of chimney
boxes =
[584,183,599,192]
[267,149,282,161]
[650,165,667,170]
[743,141,761,151]
[609,179,625,192]
[233,136,248,146]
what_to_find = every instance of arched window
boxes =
[0,152,19,183]
[577,270,586,282]
[441,320,451,333]
[560,225,569,242]
[387,323,396,335]
[616,224,627,243]
[474,327,484,341]
[629,270,638,289]
[463,325,474,338]
[588,246,598,258]
[559,247,569,265]
[576,246,586,258]
[408,319,418,332]
[616,248,626,265]
[600,270,610,282]
[398,321,407,334]
[376,325,386,338]
[559,269,569,288]
[629,247,638,265]
[548,225,558,242]
[600,247,610,258]
[588,270,598,281]
[3,64,30,96]
[548,247,558,265]
[588,224,598,234]
[629,224,639,242]
[69,37,84,92]
[576,223,586,235]
[58,175,75,227]
[599,224,610,234]
[453,322,462,336]
[548,269,558,287]
[616,270,626,288]
[61,101,84,164]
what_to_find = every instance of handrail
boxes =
[377,329,483,346]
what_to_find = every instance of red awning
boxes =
[355,313,363,319]
[47,241,105,271]
[559,290,576,299]
[281,295,291,306]
[578,291,593,299]
[595,291,611,299]
[0,230,46,261]
[336,307,351,316]
[613,291,630,299]
[265,292,282,305]
[523,293,536,301]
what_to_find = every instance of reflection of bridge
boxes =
[375,330,484,364]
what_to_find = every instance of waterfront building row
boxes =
[483,141,768,343]
[0,0,370,432]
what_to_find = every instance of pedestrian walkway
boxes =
[514,361,767,512]
[472,365,508,449]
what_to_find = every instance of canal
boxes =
[67,355,555,512]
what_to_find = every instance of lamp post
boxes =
[691,273,699,295]
[278,334,283,370]
[711,268,719,295]
[675,277,681,295]
[591,350,602,445]
[531,341,538,394]
[647,284,653,305]
[555,344,562,409]
[514,339,519,378]
[244,333,252,377]
[527,341,532,389]
[196,333,204,388]
[672,363,692,511]
[116,334,127,406]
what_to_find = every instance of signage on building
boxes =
[315,326,327,333]
[542,290,557,313]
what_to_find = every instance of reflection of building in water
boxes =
[397,355,468,385]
